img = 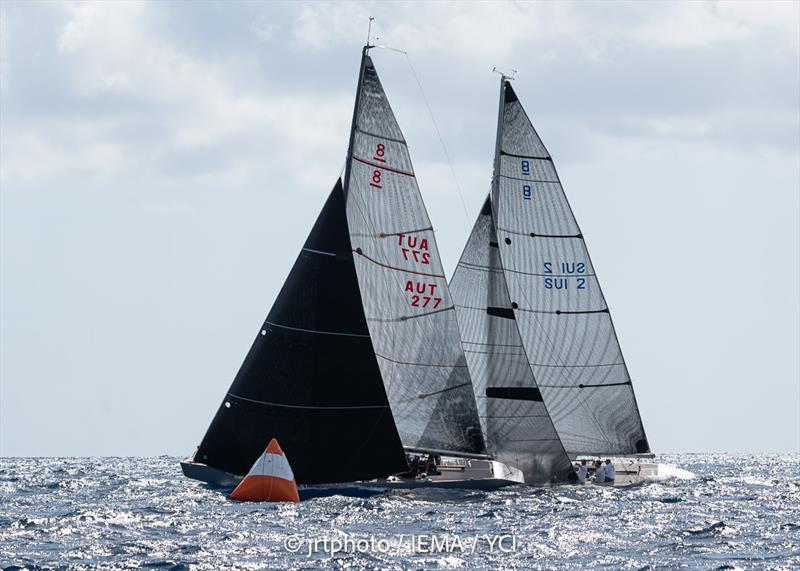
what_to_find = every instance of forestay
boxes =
[493,81,650,457]
[344,53,486,454]
[450,197,575,484]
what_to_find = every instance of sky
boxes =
[1,1,798,457]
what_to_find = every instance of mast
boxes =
[343,45,371,200]
[490,75,507,211]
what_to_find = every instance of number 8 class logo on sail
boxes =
[370,143,385,189]
[520,160,531,200]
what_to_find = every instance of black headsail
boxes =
[343,52,486,455]
[192,51,413,484]
[490,79,650,458]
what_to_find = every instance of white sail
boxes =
[451,197,575,484]
[343,52,486,454]
[491,81,650,458]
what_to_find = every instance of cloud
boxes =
[1,1,355,190]
[2,1,797,189]
[1,1,798,456]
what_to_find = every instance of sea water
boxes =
[1,454,798,569]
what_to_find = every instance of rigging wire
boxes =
[372,44,472,225]
[404,52,472,225]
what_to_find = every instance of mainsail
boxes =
[343,52,486,455]
[490,80,650,457]
[193,180,408,484]
[451,197,575,484]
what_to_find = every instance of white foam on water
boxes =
[645,463,695,481]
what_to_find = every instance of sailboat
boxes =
[450,75,658,486]
[181,46,525,492]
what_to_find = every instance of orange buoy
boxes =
[230,438,300,502]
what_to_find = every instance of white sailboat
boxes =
[451,74,659,486]
[181,45,524,494]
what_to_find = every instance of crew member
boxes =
[594,460,606,484]
[576,460,588,484]
[604,459,616,484]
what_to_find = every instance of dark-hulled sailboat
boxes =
[181,47,524,491]
[451,76,656,486]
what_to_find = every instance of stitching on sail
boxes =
[355,127,406,145]
[365,305,456,323]
[530,362,624,369]
[414,382,472,399]
[459,260,596,279]
[537,381,632,389]
[352,248,445,278]
[379,227,433,237]
[352,156,415,177]
[263,320,370,338]
[228,393,390,409]
[499,173,559,184]
[495,225,583,239]
[500,150,553,160]
[375,353,468,368]
[514,308,609,315]
[301,247,337,257]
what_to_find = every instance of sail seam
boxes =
[375,353,468,368]
[352,156,415,177]
[399,306,456,321]
[228,393,390,410]
[496,226,583,239]
[263,320,370,338]
[531,362,624,368]
[462,340,522,348]
[352,249,446,278]
[459,260,596,278]
[457,261,503,273]
[415,382,472,399]
[356,127,406,145]
[515,307,609,315]
[456,303,608,316]
[537,381,632,389]
[349,227,432,239]
[500,173,559,184]
[379,227,433,237]
[495,438,566,443]
[464,349,527,356]
[500,151,552,160]
[302,247,337,257]
[480,414,556,419]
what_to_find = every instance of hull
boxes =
[181,455,525,495]
[181,456,666,497]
